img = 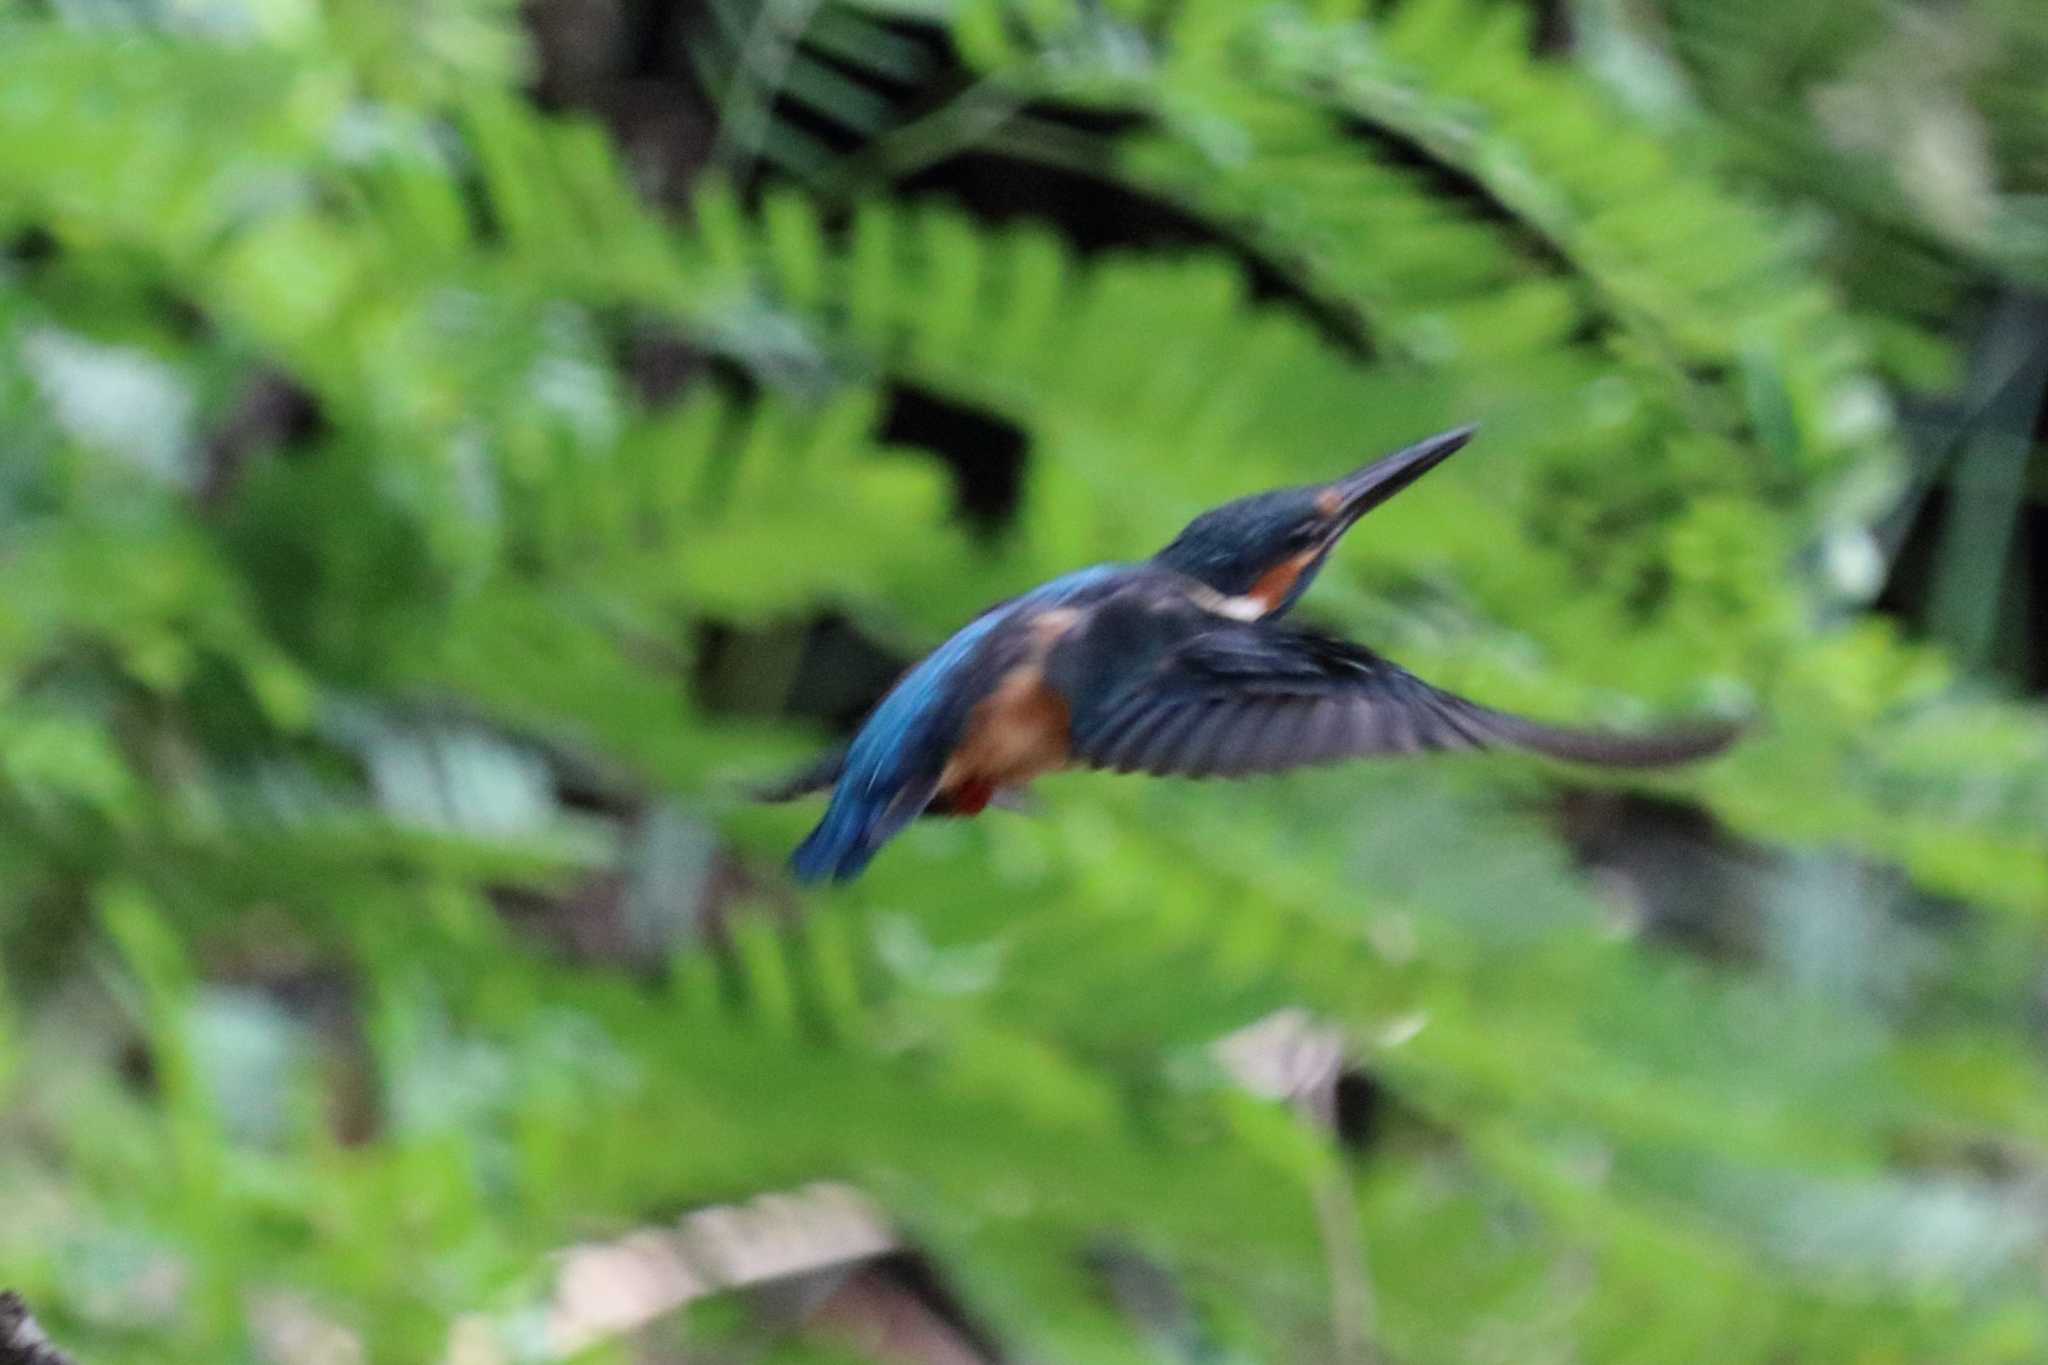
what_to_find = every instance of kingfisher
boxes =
[766,425,1738,883]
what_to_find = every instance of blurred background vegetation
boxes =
[1,0,2046,1360]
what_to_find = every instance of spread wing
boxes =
[1055,611,1738,779]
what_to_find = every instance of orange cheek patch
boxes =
[1247,550,1318,612]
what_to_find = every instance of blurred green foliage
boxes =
[1,0,2046,1360]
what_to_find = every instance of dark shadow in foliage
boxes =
[901,134,1382,362]
[198,369,326,510]
[1334,1068,1391,1151]
[1876,479,2048,694]
[525,0,721,209]
[1333,116,1578,280]
[694,612,908,734]
[220,950,383,1147]
[1526,0,1575,54]
[881,384,1028,534]
[797,1252,1006,1364]
[3,226,59,266]
[617,324,728,408]
[1556,789,1771,963]
[1875,312,2048,699]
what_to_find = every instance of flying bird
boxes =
[767,425,1737,882]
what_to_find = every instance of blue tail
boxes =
[788,602,1022,884]
[790,798,875,884]
[790,783,930,883]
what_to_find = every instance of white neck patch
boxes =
[1181,581,1270,621]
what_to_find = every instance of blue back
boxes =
[791,565,1121,882]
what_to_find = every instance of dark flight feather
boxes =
[1061,616,1739,779]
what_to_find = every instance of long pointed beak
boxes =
[1328,423,1478,525]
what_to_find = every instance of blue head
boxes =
[1152,424,1476,617]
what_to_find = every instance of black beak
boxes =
[1328,423,1478,525]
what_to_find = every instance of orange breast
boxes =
[936,609,1081,805]
[940,665,1073,794]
